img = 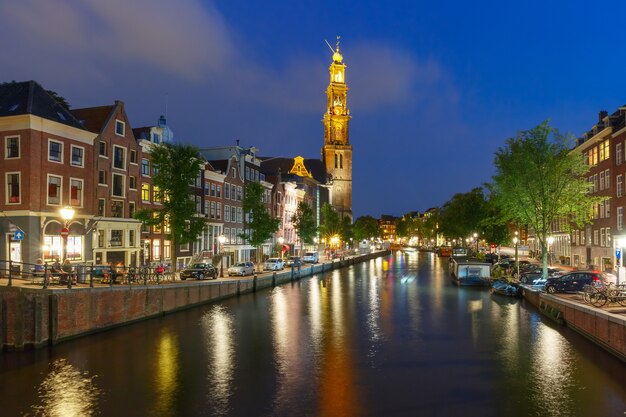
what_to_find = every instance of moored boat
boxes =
[450,256,491,286]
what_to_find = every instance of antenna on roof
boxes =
[324,39,335,53]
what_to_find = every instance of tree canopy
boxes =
[491,120,601,275]
[291,201,317,252]
[353,216,380,241]
[134,143,205,270]
[242,182,280,263]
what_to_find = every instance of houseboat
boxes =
[449,257,491,286]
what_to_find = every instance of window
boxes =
[211,201,216,218]
[600,201,605,218]
[112,173,125,197]
[618,175,623,198]
[224,228,230,242]
[99,141,107,157]
[600,171,605,190]
[71,146,84,167]
[142,159,150,176]
[129,230,136,247]
[224,183,230,199]
[111,230,123,246]
[606,199,611,218]
[231,206,236,223]
[204,201,209,215]
[48,140,63,162]
[217,203,222,220]
[594,174,598,192]
[340,154,343,169]
[70,178,83,206]
[130,149,137,164]
[98,199,105,216]
[594,230,599,245]
[605,169,610,189]
[113,146,125,170]
[592,147,598,165]
[142,183,150,201]
[245,166,250,180]
[153,213,162,233]
[115,120,125,136]
[129,202,136,218]
[129,176,137,190]
[153,186,162,203]
[180,242,190,252]
[231,185,236,200]
[5,136,19,159]
[237,207,243,223]
[217,185,221,198]
[47,175,62,205]
[164,240,171,259]
[153,132,161,144]
[98,170,107,185]
[601,228,606,247]
[225,205,230,222]
[6,172,20,203]
[237,186,242,201]
[618,207,623,230]
[211,184,216,197]
[153,240,161,259]
[603,140,610,160]
[111,201,124,218]
[617,143,623,165]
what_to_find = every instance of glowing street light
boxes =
[218,234,226,277]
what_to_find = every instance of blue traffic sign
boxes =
[13,230,24,241]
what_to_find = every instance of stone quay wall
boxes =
[521,287,626,362]
[0,251,388,351]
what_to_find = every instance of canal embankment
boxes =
[521,286,626,362]
[0,251,388,351]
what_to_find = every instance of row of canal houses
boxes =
[526,107,626,282]
[0,81,329,271]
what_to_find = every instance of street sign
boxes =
[13,230,24,241]
[61,227,69,239]
[616,248,622,265]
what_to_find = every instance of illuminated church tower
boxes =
[322,38,352,220]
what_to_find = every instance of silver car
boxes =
[264,258,285,271]
[227,262,255,276]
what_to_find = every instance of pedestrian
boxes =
[61,259,73,284]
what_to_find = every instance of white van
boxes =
[303,252,319,264]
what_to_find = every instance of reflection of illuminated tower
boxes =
[322,38,352,220]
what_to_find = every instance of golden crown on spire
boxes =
[332,35,343,63]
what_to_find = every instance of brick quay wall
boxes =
[0,251,389,351]
[521,286,626,362]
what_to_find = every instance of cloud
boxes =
[0,0,234,82]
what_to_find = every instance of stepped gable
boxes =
[0,80,85,129]
[258,156,328,183]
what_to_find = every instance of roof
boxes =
[0,80,85,130]
[71,105,116,133]
[132,127,152,140]
[259,157,327,184]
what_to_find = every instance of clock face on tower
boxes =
[333,107,341,115]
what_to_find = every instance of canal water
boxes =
[1,252,625,417]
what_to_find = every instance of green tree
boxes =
[320,203,343,243]
[291,201,317,255]
[242,182,280,269]
[134,143,205,272]
[439,188,486,243]
[491,120,601,277]
[353,216,380,241]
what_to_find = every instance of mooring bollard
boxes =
[253,275,257,292]
[272,272,276,287]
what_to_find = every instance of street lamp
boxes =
[473,232,478,254]
[512,236,519,278]
[218,234,226,277]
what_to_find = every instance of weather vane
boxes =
[325,35,341,53]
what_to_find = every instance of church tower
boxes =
[322,38,352,220]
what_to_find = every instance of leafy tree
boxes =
[353,216,380,241]
[439,188,486,243]
[242,182,280,269]
[479,192,512,257]
[320,203,343,241]
[47,89,71,111]
[134,143,205,272]
[291,201,317,255]
[491,120,602,277]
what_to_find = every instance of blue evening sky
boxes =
[2,0,625,218]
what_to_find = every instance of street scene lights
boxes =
[278,236,284,258]
[218,234,226,277]
[473,232,478,254]
[512,236,519,277]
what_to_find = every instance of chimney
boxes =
[599,110,608,122]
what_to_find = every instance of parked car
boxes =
[227,262,255,276]
[302,252,319,263]
[180,262,217,280]
[286,256,302,267]
[545,271,608,294]
[519,267,566,284]
[264,258,285,271]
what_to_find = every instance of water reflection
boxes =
[152,327,180,417]
[201,305,234,416]
[30,358,100,417]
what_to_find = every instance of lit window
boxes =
[70,178,83,206]
[47,175,62,205]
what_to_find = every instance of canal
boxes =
[1,251,625,417]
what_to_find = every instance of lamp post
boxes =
[218,234,226,277]
[512,236,519,278]
[278,236,285,258]
[547,236,554,266]
[60,206,74,288]
[473,232,478,254]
